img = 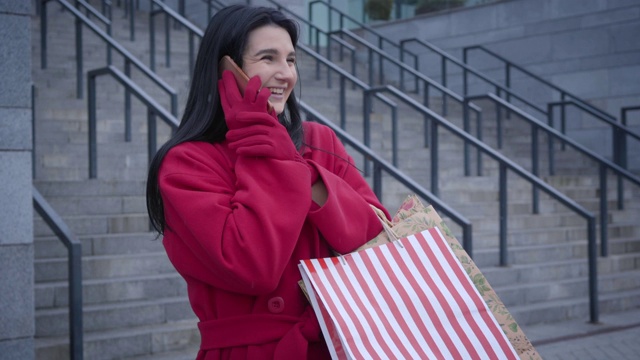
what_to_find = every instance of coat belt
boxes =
[198,306,322,358]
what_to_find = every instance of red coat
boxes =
[159,121,388,359]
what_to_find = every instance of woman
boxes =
[146,5,389,359]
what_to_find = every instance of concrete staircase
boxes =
[31,1,640,359]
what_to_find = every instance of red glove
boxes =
[218,71,296,160]
[218,70,277,127]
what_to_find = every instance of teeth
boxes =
[269,88,284,95]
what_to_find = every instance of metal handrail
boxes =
[621,105,640,126]
[40,0,179,126]
[471,93,640,258]
[299,100,474,255]
[150,0,204,77]
[307,0,419,83]
[33,186,83,360]
[337,28,484,167]
[547,100,640,171]
[297,43,400,168]
[463,45,616,122]
[338,29,482,115]
[399,38,545,118]
[367,85,599,323]
[87,65,179,178]
[265,0,358,86]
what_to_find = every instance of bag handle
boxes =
[370,205,400,242]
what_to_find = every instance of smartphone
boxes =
[219,55,274,113]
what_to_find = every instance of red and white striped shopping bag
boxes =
[299,227,519,360]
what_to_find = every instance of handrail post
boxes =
[41,0,48,69]
[499,162,508,266]
[430,115,439,197]
[363,90,372,176]
[600,164,608,257]
[378,37,384,84]
[423,81,430,147]
[547,102,556,176]
[463,98,471,176]
[532,125,540,214]
[129,0,134,41]
[124,60,132,142]
[373,163,382,201]
[368,47,374,86]
[505,63,511,119]
[587,217,599,323]
[441,58,447,116]
[148,108,157,165]
[462,223,473,259]
[88,72,97,178]
[68,241,83,360]
[150,4,156,71]
[164,12,171,68]
[399,39,406,91]
[391,105,398,167]
[475,109,483,176]
[189,32,195,81]
[560,93,567,150]
[496,87,503,149]
[75,11,84,98]
[339,75,346,129]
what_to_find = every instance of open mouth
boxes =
[269,88,285,95]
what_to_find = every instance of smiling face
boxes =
[241,25,297,115]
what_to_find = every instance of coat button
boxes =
[267,297,284,313]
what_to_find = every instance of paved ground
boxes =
[523,308,640,359]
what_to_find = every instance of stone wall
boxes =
[366,0,640,166]
[0,1,35,359]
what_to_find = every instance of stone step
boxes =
[34,212,150,237]
[34,232,160,259]
[494,270,640,308]
[35,272,185,309]
[36,295,194,337]
[508,288,640,327]
[34,251,174,283]
[35,319,199,360]
[470,237,632,267]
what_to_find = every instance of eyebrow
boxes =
[253,48,296,57]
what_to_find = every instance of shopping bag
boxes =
[361,195,540,359]
[299,226,520,360]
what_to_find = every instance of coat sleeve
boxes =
[305,123,390,254]
[159,142,312,295]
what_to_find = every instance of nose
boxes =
[275,60,295,81]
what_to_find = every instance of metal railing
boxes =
[337,29,484,148]
[32,186,83,360]
[365,85,599,323]
[470,93,640,258]
[265,0,358,87]
[462,45,639,168]
[87,65,179,178]
[40,0,179,137]
[300,99,474,253]
[149,0,205,78]
[399,37,544,136]
[464,45,615,120]
[307,0,419,85]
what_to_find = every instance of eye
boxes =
[261,55,274,61]
[287,57,296,64]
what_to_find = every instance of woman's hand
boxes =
[218,71,296,160]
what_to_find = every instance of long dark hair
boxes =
[146,5,303,234]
